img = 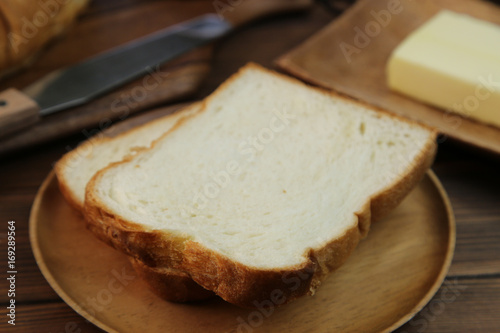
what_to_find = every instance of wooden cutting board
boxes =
[277,0,500,154]
[0,0,312,156]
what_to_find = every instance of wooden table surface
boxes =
[1,1,499,332]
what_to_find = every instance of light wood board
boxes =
[277,0,500,154]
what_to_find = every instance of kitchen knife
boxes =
[0,0,312,139]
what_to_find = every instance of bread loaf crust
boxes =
[0,0,89,78]
[83,63,437,308]
[56,136,109,212]
[129,257,214,302]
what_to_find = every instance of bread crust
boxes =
[55,136,109,211]
[83,63,437,308]
[55,103,202,211]
[0,0,89,78]
[129,257,214,302]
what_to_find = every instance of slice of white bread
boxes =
[85,63,437,308]
[55,104,199,211]
[55,104,214,302]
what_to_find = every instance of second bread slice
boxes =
[55,103,212,302]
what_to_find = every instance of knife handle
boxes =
[0,89,40,139]
[223,0,313,27]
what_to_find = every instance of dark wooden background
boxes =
[0,1,499,332]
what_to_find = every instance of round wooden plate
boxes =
[30,170,455,333]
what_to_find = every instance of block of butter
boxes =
[387,10,500,128]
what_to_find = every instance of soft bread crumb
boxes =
[89,64,436,271]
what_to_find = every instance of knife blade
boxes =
[0,0,313,141]
[0,14,232,138]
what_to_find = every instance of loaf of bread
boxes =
[84,63,437,308]
[0,0,89,78]
[55,104,214,302]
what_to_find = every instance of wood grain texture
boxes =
[433,156,500,277]
[277,0,500,155]
[222,0,312,26]
[0,1,499,332]
[0,302,103,333]
[1,278,499,333]
[399,277,500,333]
